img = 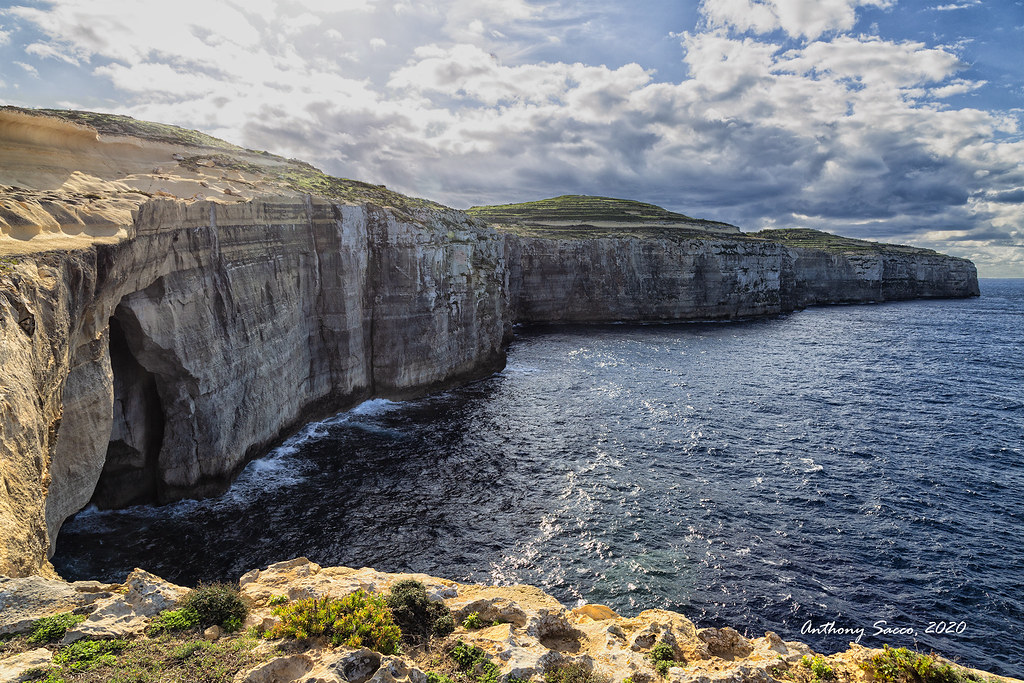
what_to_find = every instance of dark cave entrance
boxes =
[90,309,166,509]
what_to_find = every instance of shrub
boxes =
[801,655,836,682]
[386,580,456,641]
[28,613,86,644]
[148,607,202,635]
[181,583,249,631]
[649,641,676,677]
[462,612,489,630]
[545,663,597,683]
[449,640,500,683]
[429,673,456,683]
[860,646,980,683]
[268,595,289,606]
[268,591,401,654]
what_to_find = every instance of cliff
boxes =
[0,107,978,580]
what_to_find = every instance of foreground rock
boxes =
[0,560,1015,683]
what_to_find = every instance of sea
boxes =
[53,278,1024,677]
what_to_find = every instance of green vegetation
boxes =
[266,591,401,653]
[860,646,984,683]
[0,256,18,275]
[545,663,605,683]
[27,613,86,644]
[801,655,836,682]
[447,640,501,683]
[649,641,677,677]
[180,583,249,632]
[24,633,267,683]
[386,579,456,642]
[461,612,490,630]
[754,228,940,256]
[147,607,202,635]
[267,594,289,607]
[467,195,698,225]
[467,195,739,240]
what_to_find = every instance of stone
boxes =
[61,595,147,643]
[234,654,315,683]
[0,648,53,683]
[572,604,620,622]
[365,656,426,683]
[309,648,382,683]
[123,568,188,616]
[204,625,223,641]
[0,575,112,635]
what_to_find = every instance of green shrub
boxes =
[449,640,500,683]
[386,580,455,641]
[545,663,597,683]
[801,655,836,681]
[268,591,401,654]
[181,583,249,630]
[428,673,456,683]
[860,646,980,683]
[148,607,202,635]
[53,639,127,672]
[462,612,489,629]
[28,613,86,644]
[649,641,676,677]
[268,595,289,606]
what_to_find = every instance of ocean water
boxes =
[53,279,1024,676]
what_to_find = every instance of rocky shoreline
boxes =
[1,558,1015,683]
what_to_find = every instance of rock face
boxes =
[0,108,979,579]
[505,234,979,323]
[0,197,508,578]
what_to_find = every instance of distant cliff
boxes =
[0,108,978,578]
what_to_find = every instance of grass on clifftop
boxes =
[753,228,942,256]
[467,195,738,235]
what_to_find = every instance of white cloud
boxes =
[2,0,1022,274]
[700,0,894,40]
[0,25,10,45]
[14,61,38,76]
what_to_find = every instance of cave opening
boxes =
[90,308,166,509]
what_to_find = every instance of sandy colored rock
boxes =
[572,604,620,622]
[0,648,53,683]
[234,654,315,683]
[0,575,113,635]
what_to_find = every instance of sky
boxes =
[1,1,1022,276]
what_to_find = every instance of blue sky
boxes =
[1,0,1022,275]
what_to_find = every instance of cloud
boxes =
[2,0,1022,275]
[699,0,894,40]
[14,61,39,76]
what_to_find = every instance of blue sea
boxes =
[54,279,1024,677]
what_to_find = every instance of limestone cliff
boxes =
[0,107,978,579]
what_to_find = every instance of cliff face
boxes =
[0,197,508,578]
[505,234,979,323]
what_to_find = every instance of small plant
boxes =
[545,663,598,683]
[268,590,401,654]
[860,645,980,683]
[0,257,17,276]
[54,638,128,672]
[649,641,676,677]
[28,612,86,644]
[268,594,289,606]
[429,673,456,683]
[462,612,490,629]
[181,582,249,631]
[148,606,202,635]
[386,579,456,642]
[801,655,836,682]
[449,640,501,683]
